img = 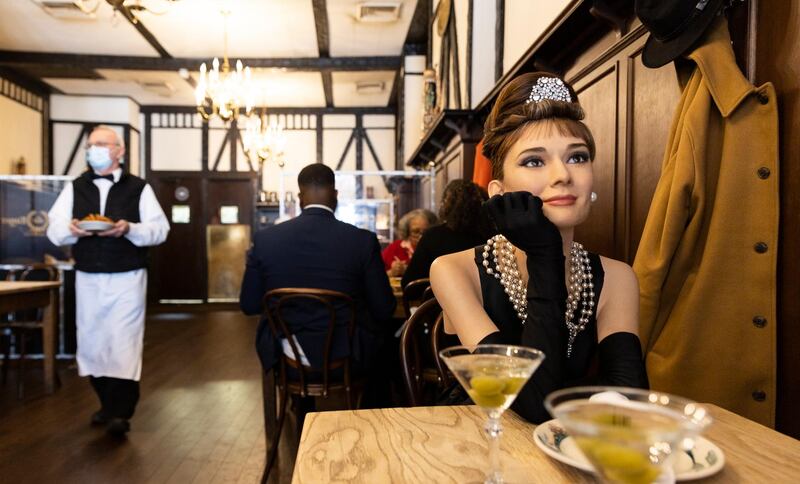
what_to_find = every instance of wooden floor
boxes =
[0,309,299,484]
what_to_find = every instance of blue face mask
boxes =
[86,145,113,171]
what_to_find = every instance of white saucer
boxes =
[533,418,725,481]
[77,220,114,232]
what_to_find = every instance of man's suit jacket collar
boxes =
[301,205,336,217]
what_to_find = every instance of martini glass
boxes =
[439,345,545,484]
[544,386,712,484]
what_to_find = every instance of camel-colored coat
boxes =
[633,19,779,426]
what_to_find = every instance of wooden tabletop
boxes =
[0,280,62,295]
[292,404,800,483]
[0,280,62,394]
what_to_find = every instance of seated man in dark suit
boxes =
[240,163,397,383]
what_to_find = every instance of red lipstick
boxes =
[543,195,577,206]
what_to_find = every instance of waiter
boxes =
[47,125,169,436]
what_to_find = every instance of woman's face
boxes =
[488,122,593,229]
[407,216,430,247]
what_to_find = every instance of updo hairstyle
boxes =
[481,72,596,180]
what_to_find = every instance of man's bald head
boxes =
[297,163,337,211]
[87,125,125,174]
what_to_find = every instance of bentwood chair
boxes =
[1,264,59,399]
[399,297,447,406]
[431,311,454,387]
[260,288,365,483]
[402,278,433,320]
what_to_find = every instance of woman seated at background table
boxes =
[430,72,648,423]
[383,209,437,277]
[401,179,492,288]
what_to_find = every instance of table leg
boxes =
[42,289,57,393]
[262,369,277,450]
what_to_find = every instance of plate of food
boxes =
[533,418,725,481]
[77,214,114,232]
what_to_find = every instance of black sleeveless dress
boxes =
[473,246,605,380]
[438,246,647,421]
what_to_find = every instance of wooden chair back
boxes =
[261,287,357,400]
[402,277,431,320]
[399,297,445,406]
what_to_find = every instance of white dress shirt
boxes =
[46,168,170,248]
[46,169,169,380]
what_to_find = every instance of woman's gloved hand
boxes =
[483,192,570,423]
[483,191,563,258]
[484,191,566,299]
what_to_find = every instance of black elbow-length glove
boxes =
[484,192,568,423]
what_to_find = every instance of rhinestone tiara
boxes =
[525,76,572,104]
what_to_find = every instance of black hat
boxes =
[637,0,725,68]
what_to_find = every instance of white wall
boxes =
[0,95,42,174]
[144,111,397,200]
[50,95,141,176]
[504,0,571,74]
[50,95,140,129]
[403,55,425,166]
[152,127,202,171]
[471,0,497,107]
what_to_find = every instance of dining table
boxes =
[291,403,800,483]
[0,280,61,393]
[390,276,405,319]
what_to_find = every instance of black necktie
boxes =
[91,173,114,182]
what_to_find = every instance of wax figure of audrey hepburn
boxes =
[430,73,649,423]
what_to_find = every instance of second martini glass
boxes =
[439,344,545,484]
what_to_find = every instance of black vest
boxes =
[72,171,148,273]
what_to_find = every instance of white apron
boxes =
[75,269,147,381]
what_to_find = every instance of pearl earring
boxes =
[590,191,598,203]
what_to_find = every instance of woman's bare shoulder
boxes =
[432,247,476,271]
[596,255,639,337]
[430,248,481,296]
[598,255,638,286]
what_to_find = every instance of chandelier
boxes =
[63,1,178,21]
[195,7,254,123]
[243,113,287,168]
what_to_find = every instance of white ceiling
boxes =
[141,0,320,58]
[43,68,396,107]
[212,69,327,107]
[332,70,395,107]
[328,0,418,56]
[44,69,196,105]
[0,0,419,107]
[0,0,158,56]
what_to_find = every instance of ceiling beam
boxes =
[321,71,334,108]
[0,51,401,73]
[404,0,430,49]
[312,0,330,57]
[139,105,395,115]
[106,0,172,58]
[0,65,60,95]
[312,0,334,107]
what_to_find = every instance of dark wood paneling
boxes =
[574,65,619,259]
[627,49,683,260]
[205,178,256,226]
[754,0,800,439]
[148,177,205,302]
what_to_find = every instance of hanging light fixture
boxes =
[195,6,254,123]
[105,0,179,24]
[243,112,287,168]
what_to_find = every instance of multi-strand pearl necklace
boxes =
[481,235,595,357]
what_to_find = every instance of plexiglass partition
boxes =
[277,169,436,245]
[0,175,74,264]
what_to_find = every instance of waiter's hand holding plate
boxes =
[98,219,130,238]
[76,214,115,234]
